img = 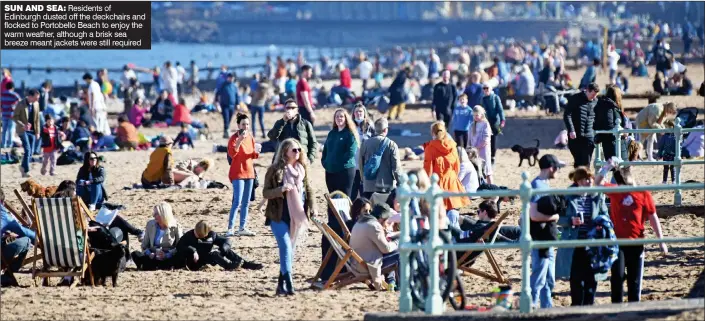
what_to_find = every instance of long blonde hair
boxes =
[333,108,360,146]
[273,138,309,173]
[430,121,448,141]
[154,202,177,227]
[471,105,487,135]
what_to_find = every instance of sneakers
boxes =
[89,204,96,211]
[238,228,256,237]
[226,229,236,237]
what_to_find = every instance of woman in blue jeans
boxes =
[226,114,259,236]
[262,138,316,296]
[76,151,108,211]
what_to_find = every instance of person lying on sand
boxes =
[173,158,212,188]
[175,220,262,271]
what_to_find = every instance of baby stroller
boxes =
[676,107,699,139]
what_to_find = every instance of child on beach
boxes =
[174,123,195,150]
[657,119,677,184]
[468,105,493,184]
[450,94,473,148]
[40,114,62,176]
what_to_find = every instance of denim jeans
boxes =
[249,105,266,137]
[0,236,31,273]
[381,251,400,283]
[78,183,104,208]
[1,118,15,148]
[270,220,293,274]
[530,247,555,309]
[222,107,234,133]
[21,131,38,174]
[34,113,44,155]
[229,179,253,230]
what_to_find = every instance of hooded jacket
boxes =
[423,137,471,211]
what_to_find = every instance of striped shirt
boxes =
[575,195,594,239]
[1,90,21,120]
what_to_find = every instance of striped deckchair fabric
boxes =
[35,198,85,268]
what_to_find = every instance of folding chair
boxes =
[325,191,353,240]
[310,217,396,290]
[31,197,94,287]
[455,212,510,284]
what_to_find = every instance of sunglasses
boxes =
[483,87,490,90]
[290,148,301,153]
[285,106,298,110]
[89,157,98,160]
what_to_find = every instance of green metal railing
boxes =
[397,172,705,315]
[594,122,705,205]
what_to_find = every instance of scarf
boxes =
[284,163,308,253]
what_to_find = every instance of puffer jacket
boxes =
[563,91,597,138]
[593,97,627,131]
[267,115,318,163]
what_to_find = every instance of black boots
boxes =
[283,273,295,295]
[276,273,286,295]
[241,260,263,270]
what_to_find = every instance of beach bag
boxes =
[363,138,390,180]
[586,215,618,278]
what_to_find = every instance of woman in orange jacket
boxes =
[423,121,471,212]
[227,113,260,237]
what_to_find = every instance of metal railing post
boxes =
[518,172,533,313]
[424,174,444,314]
[594,143,602,174]
[614,125,622,161]
[398,174,413,312]
[674,122,683,205]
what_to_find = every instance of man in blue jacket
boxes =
[1,190,36,286]
[464,72,483,107]
[214,73,239,138]
[481,83,505,165]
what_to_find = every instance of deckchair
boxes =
[0,202,42,273]
[325,191,353,240]
[310,217,396,290]
[455,211,510,284]
[31,197,94,287]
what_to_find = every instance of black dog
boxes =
[86,246,126,287]
[510,139,540,167]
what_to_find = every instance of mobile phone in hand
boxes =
[238,129,245,135]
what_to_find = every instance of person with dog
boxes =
[564,82,599,168]
[131,202,183,271]
[141,136,175,188]
[431,70,458,128]
[423,121,470,212]
[1,190,36,287]
[263,138,317,296]
[450,94,472,149]
[481,82,505,165]
[593,159,667,303]
[468,106,494,184]
[528,154,566,309]
[175,220,263,271]
[555,167,611,306]
[14,88,41,178]
[75,151,108,211]
[635,101,678,161]
[226,113,260,237]
[267,99,317,165]
[594,84,628,161]
[359,118,401,199]
[40,114,63,176]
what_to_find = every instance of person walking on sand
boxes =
[83,73,110,136]
[226,113,260,237]
[468,106,493,184]
[564,82,599,168]
[40,114,62,176]
[387,66,411,121]
[215,73,239,138]
[450,94,472,149]
[14,89,41,177]
[432,70,458,128]
[296,65,316,125]
[263,138,317,296]
[267,99,317,164]
[423,121,471,212]
[1,81,21,151]
[351,102,375,199]
[359,118,401,199]
[481,83,505,165]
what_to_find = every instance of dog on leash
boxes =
[20,179,58,198]
[510,139,540,167]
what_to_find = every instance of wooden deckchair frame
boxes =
[310,217,396,290]
[308,192,354,285]
[30,196,95,287]
[456,211,510,284]
[1,194,41,272]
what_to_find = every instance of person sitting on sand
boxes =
[116,116,139,151]
[141,136,175,188]
[171,97,205,129]
[172,158,212,188]
[173,123,195,150]
[129,97,147,128]
[76,151,108,211]
[131,202,183,271]
[175,220,262,271]
[149,90,175,125]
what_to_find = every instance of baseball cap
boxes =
[538,154,566,170]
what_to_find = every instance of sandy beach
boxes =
[0,64,703,320]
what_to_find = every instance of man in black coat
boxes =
[431,70,458,128]
[175,221,263,271]
[564,83,599,167]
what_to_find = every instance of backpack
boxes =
[363,138,391,180]
[586,215,619,277]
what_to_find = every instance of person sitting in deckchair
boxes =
[0,190,36,287]
[450,200,520,245]
[349,203,399,290]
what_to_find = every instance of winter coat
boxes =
[563,91,597,138]
[423,137,471,211]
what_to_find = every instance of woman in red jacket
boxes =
[227,113,260,237]
[171,97,205,129]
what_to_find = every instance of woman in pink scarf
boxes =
[263,138,316,296]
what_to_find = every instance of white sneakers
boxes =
[89,204,96,211]
[226,228,256,237]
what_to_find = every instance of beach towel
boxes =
[284,163,308,254]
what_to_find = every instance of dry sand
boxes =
[1,65,703,320]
